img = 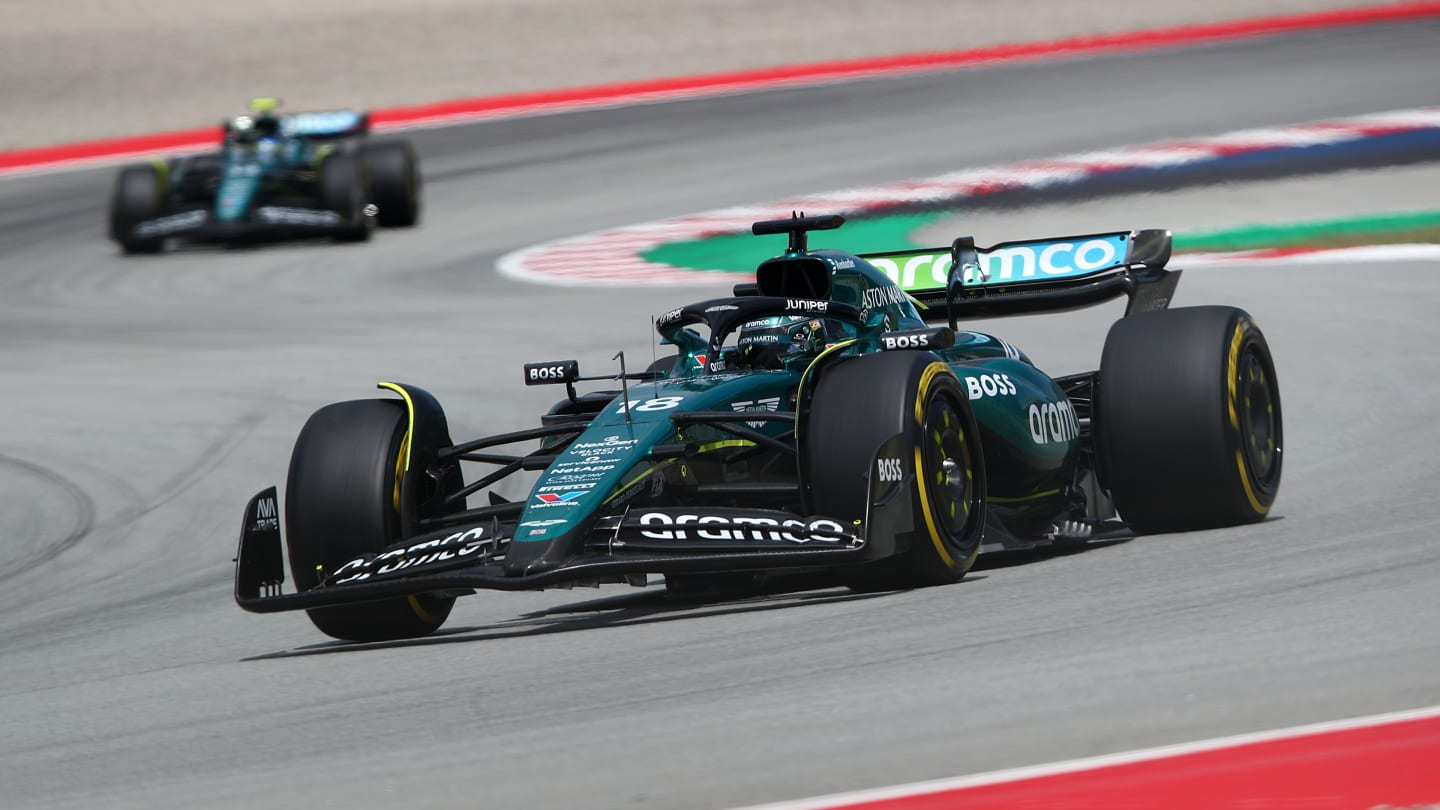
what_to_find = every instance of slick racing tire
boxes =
[286,399,454,642]
[1096,306,1282,533]
[109,164,166,255]
[359,140,421,227]
[806,352,986,588]
[319,153,373,242]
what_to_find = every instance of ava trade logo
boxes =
[868,234,1130,292]
[535,491,585,505]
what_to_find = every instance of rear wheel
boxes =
[1097,306,1282,533]
[286,399,453,641]
[319,153,372,242]
[109,164,166,255]
[806,352,986,588]
[359,140,421,227]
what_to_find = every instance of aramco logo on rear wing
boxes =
[868,234,1129,291]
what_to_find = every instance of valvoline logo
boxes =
[870,234,1130,291]
[535,492,584,504]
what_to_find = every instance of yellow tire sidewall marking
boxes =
[913,362,958,568]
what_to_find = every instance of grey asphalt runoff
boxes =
[1,19,1438,810]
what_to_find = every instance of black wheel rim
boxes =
[1237,345,1281,491]
[922,394,976,541]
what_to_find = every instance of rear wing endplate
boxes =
[860,229,1180,325]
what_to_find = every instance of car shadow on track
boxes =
[972,536,1131,571]
[240,572,991,660]
[239,538,1146,660]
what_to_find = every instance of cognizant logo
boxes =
[868,235,1129,290]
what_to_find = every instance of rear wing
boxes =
[860,229,1180,325]
[280,110,370,139]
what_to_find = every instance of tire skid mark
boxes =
[136,408,266,518]
[0,452,96,586]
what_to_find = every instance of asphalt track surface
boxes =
[1,20,1438,810]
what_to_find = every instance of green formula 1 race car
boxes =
[235,214,1282,642]
[109,99,420,254]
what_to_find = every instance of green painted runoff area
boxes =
[640,210,1440,274]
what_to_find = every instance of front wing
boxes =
[234,433,917,613]
[127,205,356,242]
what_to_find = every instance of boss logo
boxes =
[882,333,929,350]
[880,328,954,353]
[528,366,568,381]
[875,457,904,483]
[965,373,1017,399]
[523,360,578,385]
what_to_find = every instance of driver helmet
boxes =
[737,316,830,356]
[228,115,259,146]
[253,113,281,139]
[248,97,283,138]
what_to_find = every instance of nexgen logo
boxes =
[868,235,1128,291]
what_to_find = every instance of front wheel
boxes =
[1096,306,1282,533]
[319,153,372,242]
[285,399,453,641]
[109,164,166,255]
[359,140,421,227]
[806,352,986,588]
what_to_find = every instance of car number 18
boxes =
[615,396,684,413]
